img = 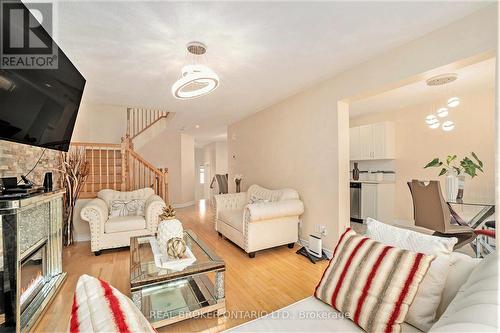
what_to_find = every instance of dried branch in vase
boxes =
[59,148,90,246]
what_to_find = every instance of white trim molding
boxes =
[172,201,196,209]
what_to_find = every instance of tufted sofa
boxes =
[80,188,166,255]
[214,184,304,258]
[227,251,498,332]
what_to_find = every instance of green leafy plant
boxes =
[424,152,483,178]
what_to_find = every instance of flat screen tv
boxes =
[0,8,85,151]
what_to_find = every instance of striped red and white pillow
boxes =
[69,274,156,333]
[314,228,435,333]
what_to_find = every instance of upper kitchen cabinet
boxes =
[349,127,361,160]
[350,121,395,160]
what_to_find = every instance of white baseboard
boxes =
[172,201,195,209]
[74,234,90,242]
[299,237,333,259]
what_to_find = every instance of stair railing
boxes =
[70,142,122,198]
[70,139,169,204]
[127,108,169,139]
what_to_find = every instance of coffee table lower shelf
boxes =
[131,273,226,328]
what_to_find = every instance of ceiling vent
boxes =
[426,73,458,86]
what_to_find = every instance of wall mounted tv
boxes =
[0,5,85,152]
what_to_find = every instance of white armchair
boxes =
[81,188,166,255]
[214,184,304,258]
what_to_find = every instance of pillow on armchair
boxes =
[70,274,155,333]
[109,199,146,217]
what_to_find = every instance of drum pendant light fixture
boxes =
[172,42,219,100]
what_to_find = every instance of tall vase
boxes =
[352,163,360,181]
[235,180,241,193]
[445,173,459,202]
[456,175,465,200]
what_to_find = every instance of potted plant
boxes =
[424,152,483,201]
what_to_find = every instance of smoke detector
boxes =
[426,73,458,86]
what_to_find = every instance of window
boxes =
[199,165,205,184]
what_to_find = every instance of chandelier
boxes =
[171,42,219,100]
[424,73,460,132]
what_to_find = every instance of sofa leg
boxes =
[288,243,295,249]
[248,252,256,258]
[218,232,222,237]
[94,251,102,256]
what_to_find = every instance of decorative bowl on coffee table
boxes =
[130,229,226,328]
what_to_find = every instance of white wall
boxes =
[202,140,228,200]
[136,131,195,207]
[194,148,205,200]
[228,7,496,250]
[72,101,127,143]
[180,134,195,205]
[215,141,228,174]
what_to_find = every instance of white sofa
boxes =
[80,188,166,255]
[227,251,498,332]
[214,185,304,258]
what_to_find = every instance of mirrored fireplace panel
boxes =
[20,244,47,313]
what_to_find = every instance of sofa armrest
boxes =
[246,199,304,222]
[145,195,166,232]
[80,198,108,252]
[214,192,247,215]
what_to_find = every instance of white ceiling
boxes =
[51,1,490,145]
[350,58,495,117]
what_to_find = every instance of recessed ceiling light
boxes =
[195,125,200,129]
[437,107,448,118]
[447,97,460,108]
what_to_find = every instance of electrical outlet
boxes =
[314,224,327,236]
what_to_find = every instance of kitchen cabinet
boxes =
[349,127,361,160]
[360,182,395,222]
[361,183,377,220]
[350,121,395,160]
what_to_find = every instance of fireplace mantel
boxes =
[0,190,66,333]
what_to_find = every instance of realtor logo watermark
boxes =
[1,1,58,69]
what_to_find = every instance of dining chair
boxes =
[407,180,476,249]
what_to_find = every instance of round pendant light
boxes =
[442,120,455,131]
[172,42,219,100]
[425,114,438,125]
[436,107,448,118]
[447,97,460,108]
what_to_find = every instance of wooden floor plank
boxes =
[34,200,328,332]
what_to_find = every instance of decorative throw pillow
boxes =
[314,228,434,333]
[70,274,155,333]
[248,194,270,204]
[109,199,146,217]
[366,218,457,331]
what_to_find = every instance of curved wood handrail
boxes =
[126,148,165,177]
[71,142,121,148]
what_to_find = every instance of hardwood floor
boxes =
[35,200,328,332]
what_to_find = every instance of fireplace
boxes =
[0,190,66,332]
[20,243,48,313]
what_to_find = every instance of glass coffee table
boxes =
[130,230,226,328]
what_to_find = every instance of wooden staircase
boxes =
[71,108,170,203]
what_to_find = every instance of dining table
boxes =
[447,199,495,257]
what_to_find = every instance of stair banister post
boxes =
[120,135,131,191]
